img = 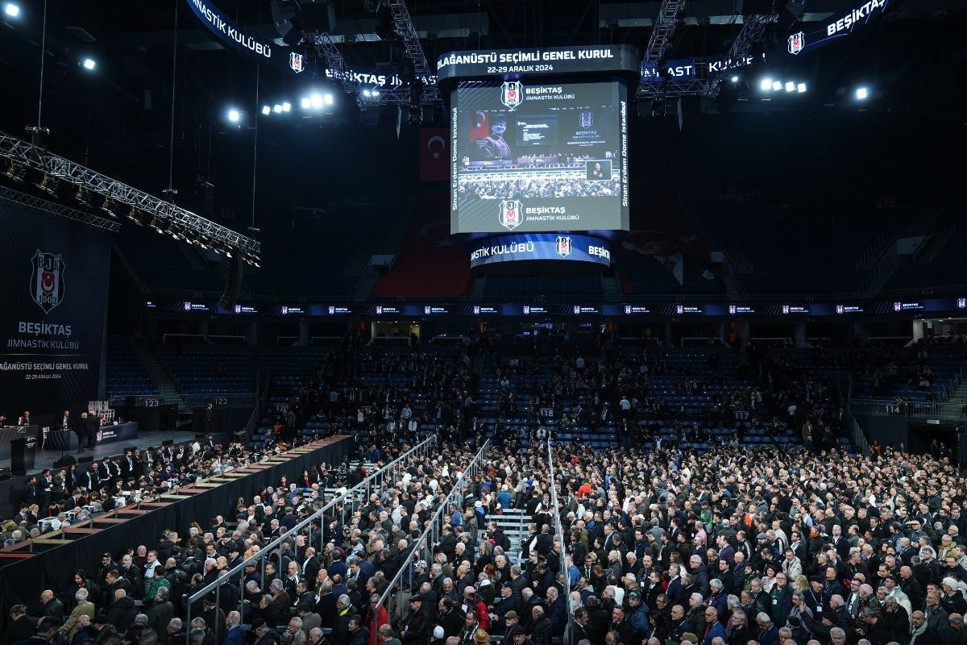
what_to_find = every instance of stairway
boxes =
[601,275,622,302]
[134,346,190,421]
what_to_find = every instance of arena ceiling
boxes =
[0,0,964,212]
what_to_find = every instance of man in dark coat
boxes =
[401,595,431,645]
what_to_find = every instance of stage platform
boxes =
[1,430,212,518]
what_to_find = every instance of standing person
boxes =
[85,410,99,452]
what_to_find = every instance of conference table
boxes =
[46,421,139,451]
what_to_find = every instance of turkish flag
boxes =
[419,128,449,182]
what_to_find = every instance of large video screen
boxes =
[450,80,629,234]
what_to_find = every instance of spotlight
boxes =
[227,108,242,124]
[281,102,291,112]
[4,160,27,183]
[310,93,323,109]
[81,57,96,71]
[126,206,144,225]
[855,87,869,101]
[772,80,782,91]
[731,76,739,83]
[261,105,272,116]
[785,81,795,93]
[149,215,165,233]
[300,97,311,109]
[797,83,807,93]
[273,104,283,114]
[75,186,94,205]
[3,2,21,19]
[36,173,58,195]
[324,93,334,106]
[101,197,118,217]
[760,78,772,92]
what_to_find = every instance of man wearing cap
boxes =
[402,595,430,645]
[252,618,282,645]
[511,627,532,645]
[805,577,831,617]
[503,610,521,643]
[627,591,651,643]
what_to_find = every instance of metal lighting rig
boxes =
[0,132,261,262]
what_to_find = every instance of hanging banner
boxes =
[186,0,275,63]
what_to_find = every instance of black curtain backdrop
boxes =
[0,436,351,629]
[0,202,111,420]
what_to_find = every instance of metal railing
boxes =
[851,398,966,420]
[373,440,492,628]
[184,435,438,642]
[547,440,573,645]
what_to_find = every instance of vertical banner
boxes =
[420,128,450,182]
[0,204,110,419]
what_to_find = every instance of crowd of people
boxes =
[457,176,622,202]
[3,339,966,645]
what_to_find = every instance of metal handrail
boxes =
[851,398,966,419]
[184,435,438,642]
[547,440,573,645]
[373,440,493,628]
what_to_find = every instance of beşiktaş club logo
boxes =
[788,31,805,55]
[501,81,523,110]
[580,111,593,128]
[499,199,523,230]
[289,52,304,73]
[556,236,572,257]
[30,250,65,314]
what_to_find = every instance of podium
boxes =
[11,435,37,476]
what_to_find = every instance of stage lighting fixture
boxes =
[760,78,772,92]
[273,104,283,114]
[300,97,311,109]
[149,215,165,233]
[310,93,323,108]
[75,186,94,205]
[771,81,781,91]
[3,2,21,19]
[227,108,242,124]
[855,87,869,100]
[4,160,27,183]
[81,57,96,71]
[100,197,118,217]
[797,83,807,93]
[281,102,291,112]
[36,173,58,195]
[731,76,739,83]
[126,206,144,225]
[261,105,272,116]
[785,81,795,93]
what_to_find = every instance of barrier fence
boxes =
[184,435,438,642]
